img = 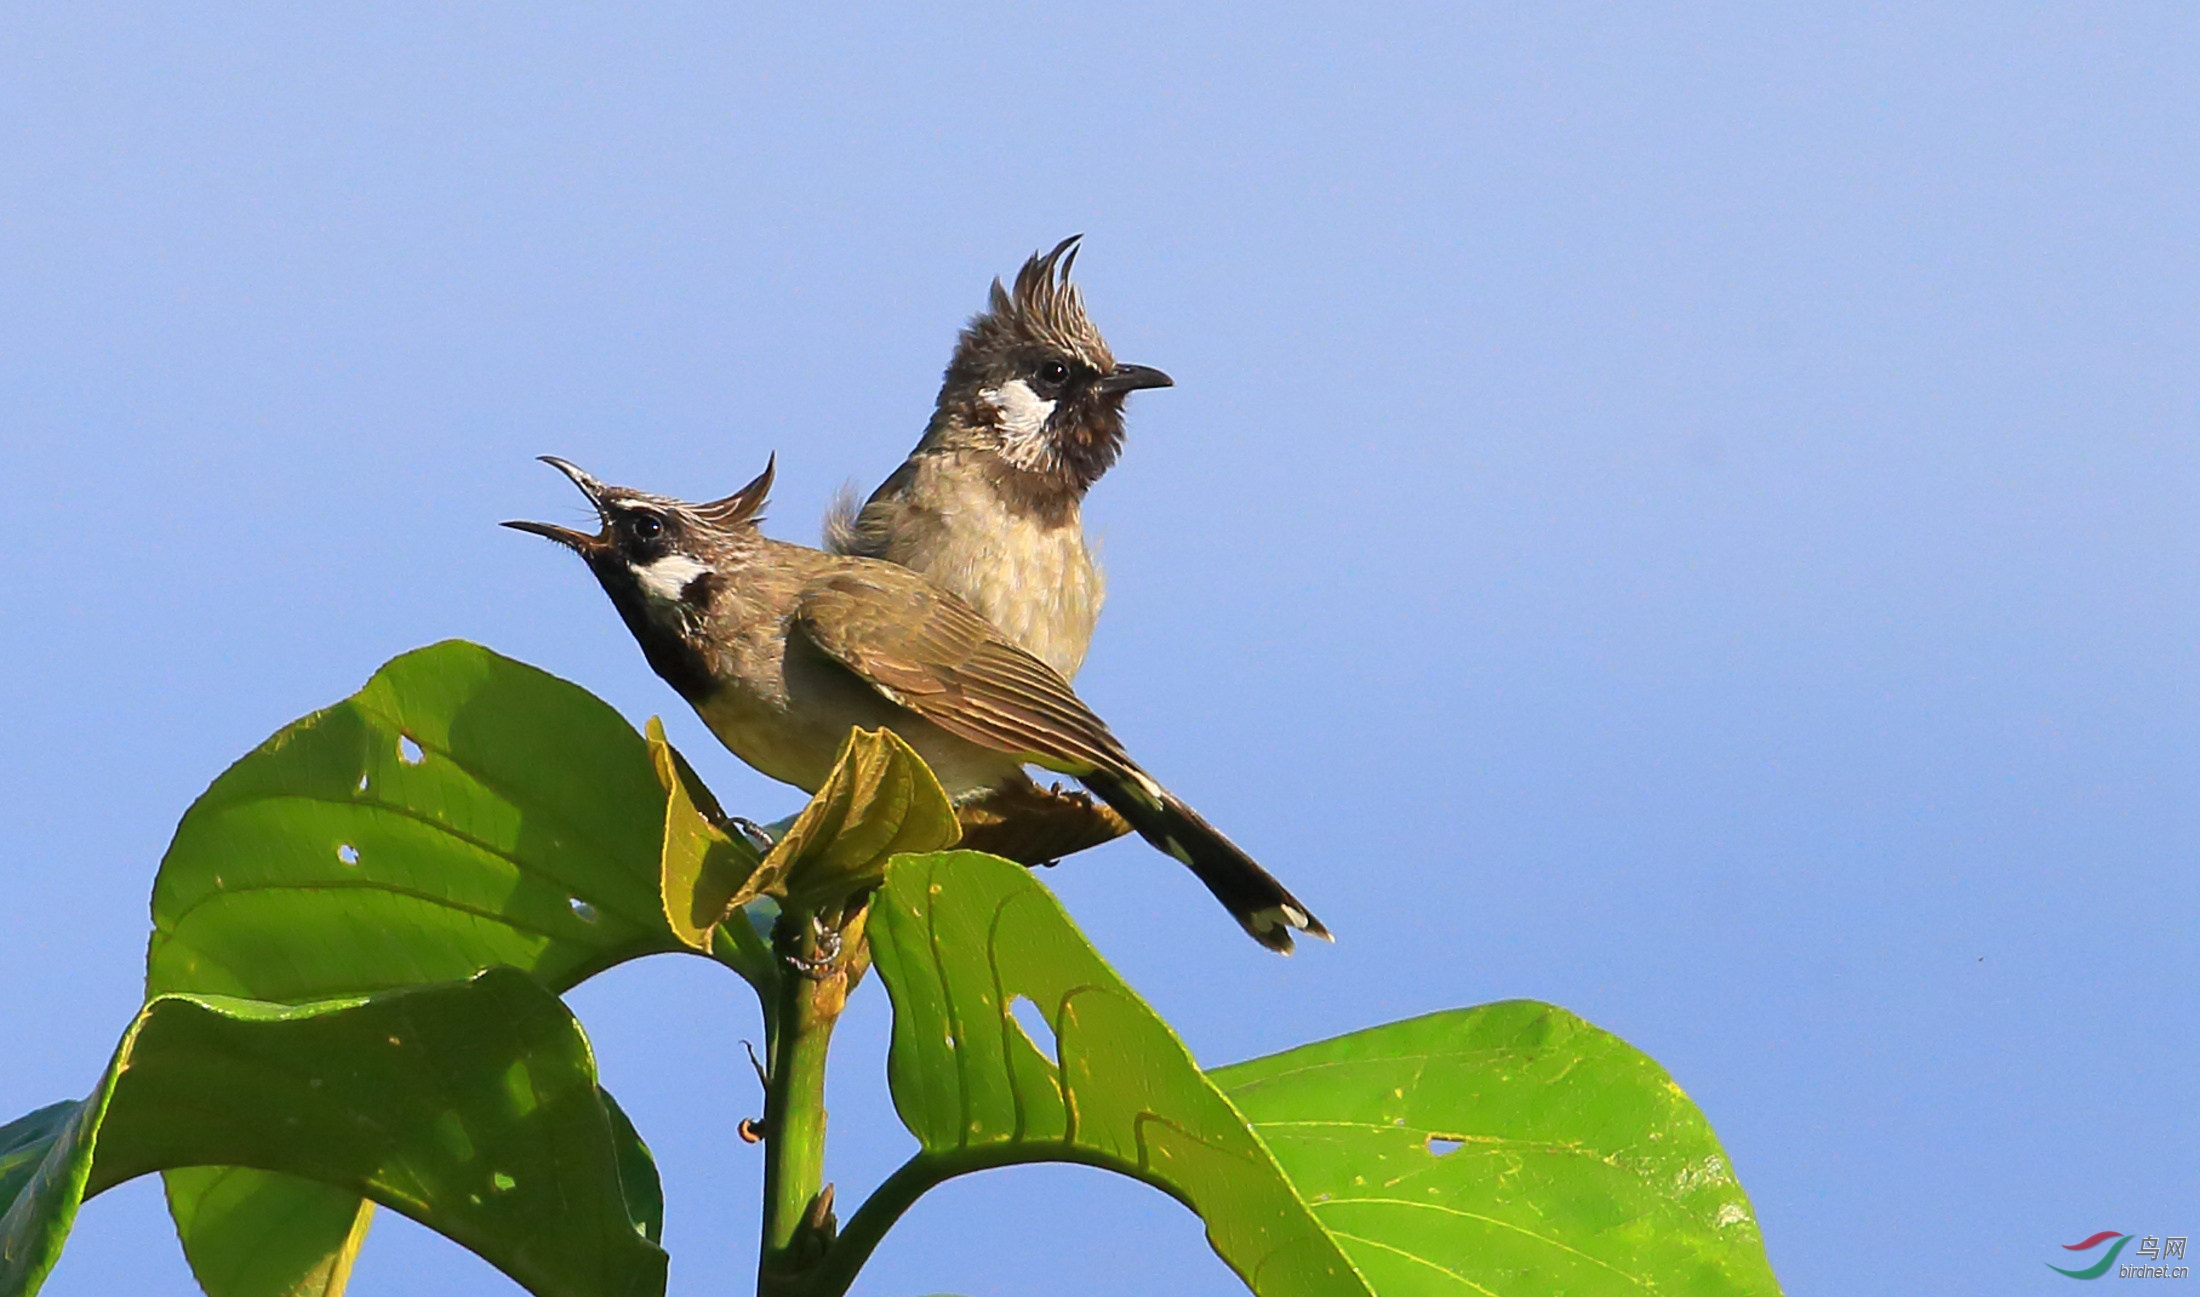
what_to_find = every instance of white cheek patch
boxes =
[980,379,1058,443]
[632,553,712,604]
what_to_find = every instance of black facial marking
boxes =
[681,571,721,610]
[609,584,717,702]
[635,628,717,704]
[582,546,718,704]
[614,506,669,559]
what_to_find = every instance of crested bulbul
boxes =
[824,236,1170,679]
[509,456,1326,952]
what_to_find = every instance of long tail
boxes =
[1080,768,1329,953]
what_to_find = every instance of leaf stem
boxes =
[756,908,864,1296]
[797,1145,1174,1297]
[792,1153,939,1297]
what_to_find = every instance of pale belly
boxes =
[691,650,1027,799]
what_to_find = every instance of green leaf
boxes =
[1210,1004,1782,1296]
[650,716,766,949]
[144,641,695,1297]
[0,970,665,1297]
[856,851,1365,1297]
[768,729,961,919]
[653,721,962,1021]
[646,718,777,994]
[854,855,1778,1297]
[148,640,686,1000]
[162,1170,370,1297]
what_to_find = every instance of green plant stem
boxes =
[757,910,860,1296]
[798,1146,1166,1297]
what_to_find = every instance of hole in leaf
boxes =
[491,1171,516,1193]
[568,897,599,923]
[1008,995,1058,1063]
[398,735,424,765]
[336,844,360,867]
[356,772,369,793]
[1427,1135,1464,1157]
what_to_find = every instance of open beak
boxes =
[1093,363,1174,395]
[501,456,609,551]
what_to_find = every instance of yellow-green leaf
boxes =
[646,718,770,952]
[769,729,960,917]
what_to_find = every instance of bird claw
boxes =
[725,816,777,854]
[1046,781,1096,810]
[781,914,844,980]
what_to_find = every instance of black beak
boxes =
[536,455,608,506]
[501,518,598,550]
[502,456,610,551]
[1093,363,1174,396]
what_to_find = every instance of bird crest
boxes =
[693,454,775,530]
[959,235,1115,372]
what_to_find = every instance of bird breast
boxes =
[901,472,1103,679]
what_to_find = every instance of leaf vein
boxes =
[1318,1198,1647,1284]
[159,793,657,934]
[1322,1231,1502,1296]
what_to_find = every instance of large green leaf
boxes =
[1210,1006,1781,1296]
[853,853,1778,1297]
[144,641,696,1297]
[0,970,664,1297]
[853,851,1366,1297]
[148,640,685,1000]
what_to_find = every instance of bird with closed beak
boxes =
[824,235,1170,681]
[509,456,1326,952]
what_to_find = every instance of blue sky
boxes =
[2,4,2194,1294]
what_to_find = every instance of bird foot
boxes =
[724,815,777,854]
[1046,781,1097,809]
[780,914,844,980]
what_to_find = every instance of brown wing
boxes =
[792,567,1134,777]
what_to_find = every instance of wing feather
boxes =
[793,569,1133,776]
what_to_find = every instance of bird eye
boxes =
[623,511,664,543]
[1034,359,1070,391]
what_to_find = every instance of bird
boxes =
[823,235,1172,681]
[508,455,1327,952]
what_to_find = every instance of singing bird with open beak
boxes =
[510,456,1326,952]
